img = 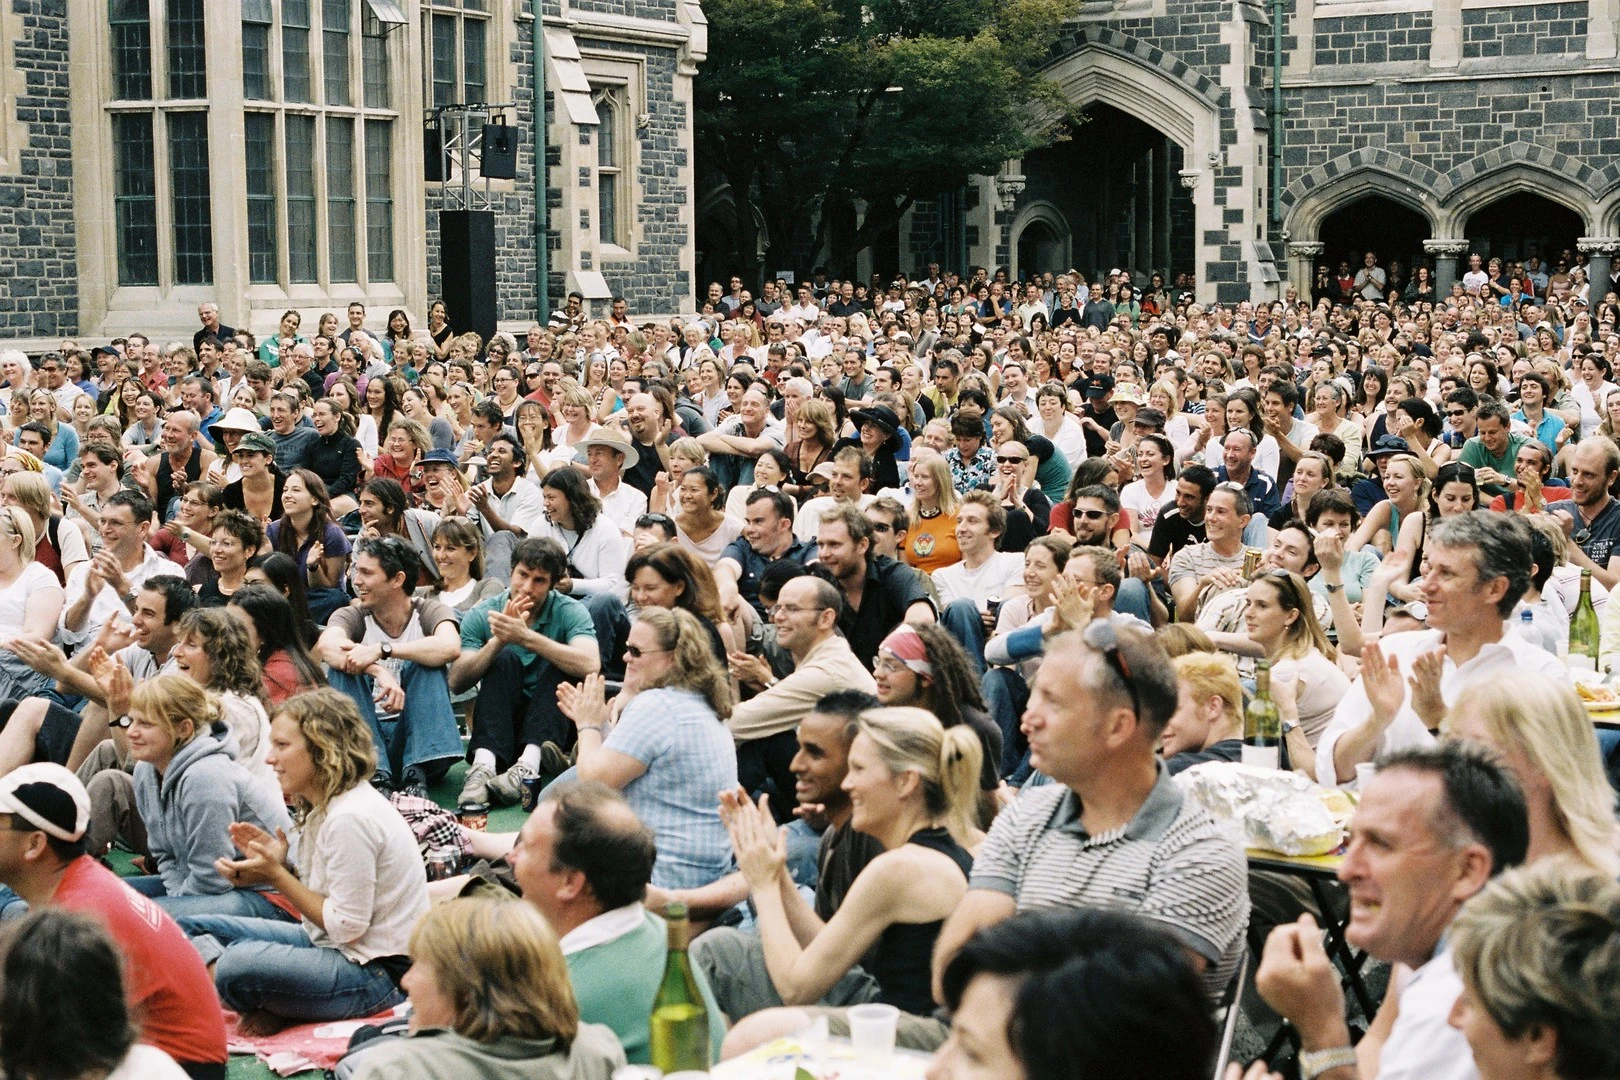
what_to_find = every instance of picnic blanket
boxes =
[225,1005,408,1077]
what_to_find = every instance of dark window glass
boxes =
[109,0,152,101]
[111,112,158,286]
[166,0,207,98]
[365,120,394,282]
[462,17,485,104]
[323,0,350,106]
[327,118,356,283]
[283,0,313,103]
[245,113,279,285]
[242,21,272,100]
[431,14,455,107]
[167,112,214,285]
[286,115,318,283]
[362,25,389,108]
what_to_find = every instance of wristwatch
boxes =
[1324,582,1345,594]
[1299,1047,1357,1080]
[380,643,394,661]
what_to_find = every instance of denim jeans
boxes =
[177,915,405,1021]
[572,590,630,678]
[329,663,464,782]
[124,875,299,922]
[939,599,990,676]
[981,667,1030,778]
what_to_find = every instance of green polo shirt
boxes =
[460,589,596,692]
[1458,432,1529,497]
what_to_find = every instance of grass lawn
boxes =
[117,760,532,1080]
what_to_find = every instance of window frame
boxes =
[579,50,646,261]
[421,0,494,111]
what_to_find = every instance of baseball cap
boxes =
[1081,374,1115,398]
[234,431,275,455]
[420,449,460,467]
[0,763,90,842]
[1366,434,1410,459]
[1133,407,1167,429]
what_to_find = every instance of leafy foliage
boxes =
[696,0,1071,272]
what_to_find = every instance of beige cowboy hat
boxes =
[572,427,641,470]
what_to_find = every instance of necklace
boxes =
[918,505,942,519]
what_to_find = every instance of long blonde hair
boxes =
[856,706,982,848]
[1254,569,1337,663]
[635,606,732,718]
[1446,673,1619,876]
[408,897,580,1046]
[907,454,960,524]
[0,506,34,565]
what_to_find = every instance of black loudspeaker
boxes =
[424,123,445,183]
[440,210,497,344]
[481,124,518,180]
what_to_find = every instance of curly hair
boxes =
[635,606,732,718]
[177,607,264,699]
[272,687,377,813]
[908,623,987,730]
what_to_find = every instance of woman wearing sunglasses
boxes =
[556,606,737,889]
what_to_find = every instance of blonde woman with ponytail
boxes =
[118,675,293,918]
[0,505,61,706]
[720,705,983,1024]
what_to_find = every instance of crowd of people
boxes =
[0,261,1615,1080]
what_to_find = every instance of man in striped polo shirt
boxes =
[932,620,1250,1001]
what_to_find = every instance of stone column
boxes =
[1579,237,1620,304]
[1288,241,1324,297]
[1424,239,1469,297]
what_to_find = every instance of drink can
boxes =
[457,808,489,831]
[520,774,544,812]
[1242,548,1262,579]
[985,595,1003,620]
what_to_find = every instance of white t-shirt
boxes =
[1118,480,1171,534]
[0,562,62,638]
[932,551,1025,609]
[108,1045,190,1080]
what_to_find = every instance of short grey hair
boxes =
[1429,510,1532,617]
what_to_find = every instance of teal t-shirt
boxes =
[460,589,596,692]
[1458,432,1529,496]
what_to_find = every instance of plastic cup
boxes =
[1355,762,1377,791]
[847,1003,899,1063]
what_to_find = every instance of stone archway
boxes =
[1037,30,1226,302]
[1280,149,1441,293]
[1010,202,1071,281]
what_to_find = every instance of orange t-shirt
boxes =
[908,509,962,574]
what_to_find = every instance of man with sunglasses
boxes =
[1547,435,1620,589]
[934,619,1249,1023]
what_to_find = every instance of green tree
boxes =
[696,0,1070,280]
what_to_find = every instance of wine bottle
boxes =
[1243,659,1281,770]
[649,901,709,1073]
[1569,568,1600,674]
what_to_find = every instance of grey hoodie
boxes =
[133,721,293,897]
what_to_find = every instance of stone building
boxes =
[697,0,1620,305]
[0,0,705,345]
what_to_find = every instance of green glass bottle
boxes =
[1569,568,1600,674]
[649,901,709,1073]
[1243,659,1281,770]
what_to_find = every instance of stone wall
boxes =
[1280,74,1620,177]
[0,0,78,337]
[1462,2,1587,58]
[1314,11,1433,66]
[574,39,691,316]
